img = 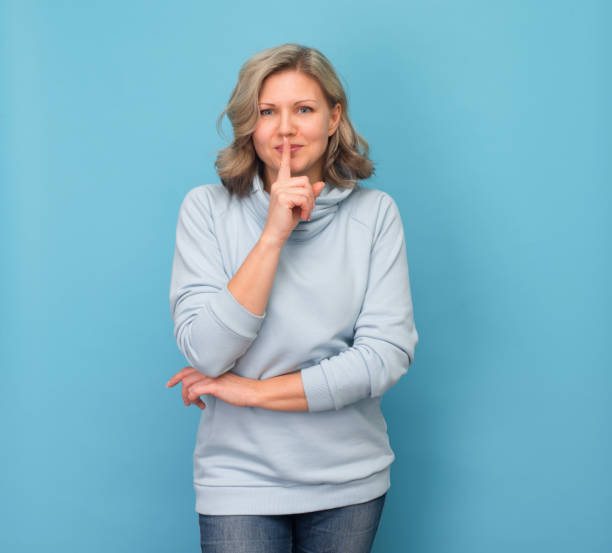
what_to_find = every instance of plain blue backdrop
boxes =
[1,1,610,552]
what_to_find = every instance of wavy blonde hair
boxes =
[214,43,375,198]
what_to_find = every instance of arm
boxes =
[169,367,308,412]
[169,187,282,377]
[252,372,308,412]
[299,193,419,412]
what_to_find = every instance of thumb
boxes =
[313,181,325,198]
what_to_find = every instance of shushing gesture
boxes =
[262,136,326,245]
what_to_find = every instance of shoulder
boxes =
[343,184,402,231]
[178,183,232,218]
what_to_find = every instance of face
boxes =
[252,69,341,192]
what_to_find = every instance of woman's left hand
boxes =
[166,367,260,409]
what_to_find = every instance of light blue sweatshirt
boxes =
[169,171,419,515]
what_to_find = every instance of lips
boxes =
[275,145,303,153]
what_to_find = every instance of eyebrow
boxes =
[258,99,318,106]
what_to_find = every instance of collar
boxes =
[243,171,356,242]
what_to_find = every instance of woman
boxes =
[167,43,419,553]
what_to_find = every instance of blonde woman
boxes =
[167,43,418,553]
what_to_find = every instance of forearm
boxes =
[253,372,309,412]
[228,233,307,412]
[227,233,284,316]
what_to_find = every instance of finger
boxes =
[166,366,197,387]
[168,366,199,389]
[184,395,203,407]
[277,136,292,182]
[313,181,325,199]
[183,388,204,407]
[280,190,312,221]
[182,372,210,402]
[298,179,322,218]
[185,382,210,403]
[308,182,324,219]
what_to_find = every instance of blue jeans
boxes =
[198,493,387,553]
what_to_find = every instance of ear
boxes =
[328,102,341,136]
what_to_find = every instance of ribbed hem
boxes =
[194,466,390,515]
[300,365,336,412]
[208,282,266,339]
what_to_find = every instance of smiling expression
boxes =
[252,70,341,193]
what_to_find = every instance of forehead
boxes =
[258,70,324,101]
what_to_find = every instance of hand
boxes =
[165,366,207,409]
[165,367,259,410]
[262,135,326,245]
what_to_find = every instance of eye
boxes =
[259,106,313,116]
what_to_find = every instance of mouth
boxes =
[274,145,303,154]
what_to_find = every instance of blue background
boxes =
[2,1,610,551]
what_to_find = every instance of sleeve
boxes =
[169,187,267,377]
[299,193,419,412]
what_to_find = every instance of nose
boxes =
[278,108,296,136]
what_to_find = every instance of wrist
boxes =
[250,379,265,409]
[259,231,286,250]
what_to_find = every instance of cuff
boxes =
[208,282,266,340]
[300,365,336,412]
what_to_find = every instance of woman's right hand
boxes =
[262,136,326,246]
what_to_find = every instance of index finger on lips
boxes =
[277,136,291,182]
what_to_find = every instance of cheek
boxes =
[253,125,274,146]
[252,130,268,155]
[303,119,329,141]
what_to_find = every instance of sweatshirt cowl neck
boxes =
[244,171,357,242]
